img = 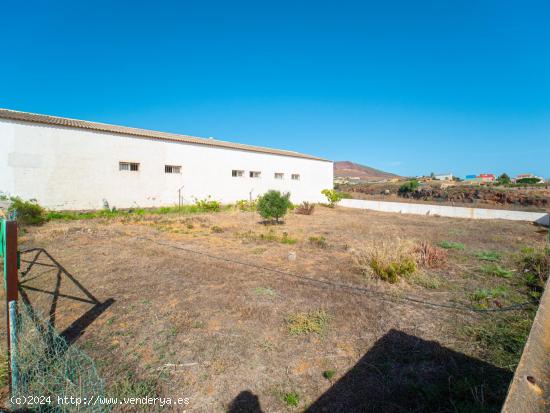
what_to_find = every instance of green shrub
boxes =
[280,232,297,244]
[9,197,46,225]
[257,190,291,223]
[211,225,224,233]
[369,257,417,283]
[283,392,300,407]
[336,191,353,199]
[321,189,342,207]
[193,196,221,212]
[398,180,420,195]
[470,287,508,308]
[322,370,336,380]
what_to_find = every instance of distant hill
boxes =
[334,161,400,181]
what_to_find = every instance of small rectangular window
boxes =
[165,165,182,174]
[249,171,261,178]
[274,173,284,180]
[291,174,300,180]
[232,170,244,177]
[119,162,139,171]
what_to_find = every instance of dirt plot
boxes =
[1,206,548,412]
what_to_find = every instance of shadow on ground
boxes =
[18,247,114,345]
[228,329,512,413]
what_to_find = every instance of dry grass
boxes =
[3,206,545,412]
[413,241,447,268]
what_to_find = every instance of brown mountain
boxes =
[334,161,400,181]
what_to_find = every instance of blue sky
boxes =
[1,1,549,178]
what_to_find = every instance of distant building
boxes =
[513,173,544,183]
[478,174,495,183]
[434,173,453,181]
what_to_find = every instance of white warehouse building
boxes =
[0,109,333,210]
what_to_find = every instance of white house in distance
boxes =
[0,108,333,210]
[434,173,453,181]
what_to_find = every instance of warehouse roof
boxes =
[0,108,330,162]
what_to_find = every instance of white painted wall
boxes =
[0,119,333,210]
[340,198,550,226]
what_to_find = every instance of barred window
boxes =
[291,174,300,180]
[249,171,261,178]
[232,170,244,177]
[274,173,284,180]
[165,165,182,174]
[119,162,139,171]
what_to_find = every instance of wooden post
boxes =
[3,220,18,391]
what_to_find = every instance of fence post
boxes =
[9,300,19,396]
[3,220,18,392]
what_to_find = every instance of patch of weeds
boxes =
[0,349,7,387]
[106,317,115,326]
[413,241,446,268]
[168,326,180,337]
[369,257,417,283]
[192,321,205,329]
[462,314,533,370]
[283,391,300,407]
[140,298,151,305]
[308,235,327,248]
[354,240,417,283]
[260,229,279,242]
[475,250,501,262]
[322,370,336,380]
[438,241,465,250]
[481,263,514,278]
[516,246,550,300]
[286,309,330,335]
[260,340,275,352]
[111,373,158,399]
[470,286,508,308]
[410,272,441,289]
[211,225,224,233]
[281,232,297,245]
[254,287,276,297]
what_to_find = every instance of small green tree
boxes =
[8,197,46,225]
[497,173,511,185]
[321,189,342,208]
[398,180,420,195]
[257,190,291,223]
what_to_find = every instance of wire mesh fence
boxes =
[10,299,108,412]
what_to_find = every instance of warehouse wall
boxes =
[0,119,333,210]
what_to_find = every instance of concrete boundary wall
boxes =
[339,199,550,226]
[502,276,550,412]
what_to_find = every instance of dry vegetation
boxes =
[0,205,547,412]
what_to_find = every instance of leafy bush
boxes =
[369,257,417,283]
[295,201,315,215]
[398,180,420,195]
[257,190,291,223]
[193,196,221,212]
[283,392,300,407]
[321,189,342,207]
[496,173,511,185]
[8,197,46,225]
